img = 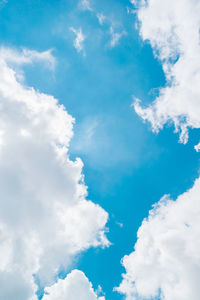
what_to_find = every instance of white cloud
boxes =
[109,26,126,48]
[43,269,105,300]
[79,0,93,11]
[77,1,126,48]
[132,0,200,150]
[0,47,109,298]
[117,178,200,300]
[78,0,105,25]
[96,13,106,25]
[117,2,200,299]
[70,27,85,54]
[0,47,56,70]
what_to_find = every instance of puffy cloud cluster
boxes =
[0,48,109,298]
[117,178,200,300]
[43,269,105,300]
[132,0,200,149]
[117,1,200,299]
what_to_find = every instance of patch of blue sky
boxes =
[0,0,200,299]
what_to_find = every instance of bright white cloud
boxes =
[117,1,200,299]
[117,178,200,300]
[0,48,109,298]
[70,27,85,54]
[43,269,105,300]
[132,0,200,149]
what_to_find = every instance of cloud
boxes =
[78,0,105,24]
[117,178,200,300]
[132,0,200,150]
[109,26,126,48]
[0,47,56,70]
[79,0,93,11]
[43,269,105,300]
[96,13,106,25]
[70,27,85,54]
[77,2,126,48]
[0,47,109,298]
[117,2,200,299]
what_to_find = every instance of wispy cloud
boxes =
[71,117,99,153]
[96,13,106,25]
[0,46,56,70]
[109,26,126,48]
[78,1,127,48]
[70,27,85,54]
[79,0,93,11]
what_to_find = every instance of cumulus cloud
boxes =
[43,269,105,300]
[117,178,200,300]
[0,48,109,298]
[70,27,85,54]
[132,0,200,149]
[117,3,200,298]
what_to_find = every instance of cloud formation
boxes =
[132,0,200,149]
[109,26,126,48]
[96,13,106,25]
[117,178,200,300]
[117,1,200,299]
[70,27,85,54]
[0,47,109,298]
[77,1,125,48]
[79,0,93,11]
[43,269,105,300]
[0,47,56,70]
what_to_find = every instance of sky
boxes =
[0,0,200,299]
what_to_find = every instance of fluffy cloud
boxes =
[132,0,200,149]
[117,1,200,299]
[43,269,105,300]
[117,178,200,300]
[0,48,109,298]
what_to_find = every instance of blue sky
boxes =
[0,0,200,299]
